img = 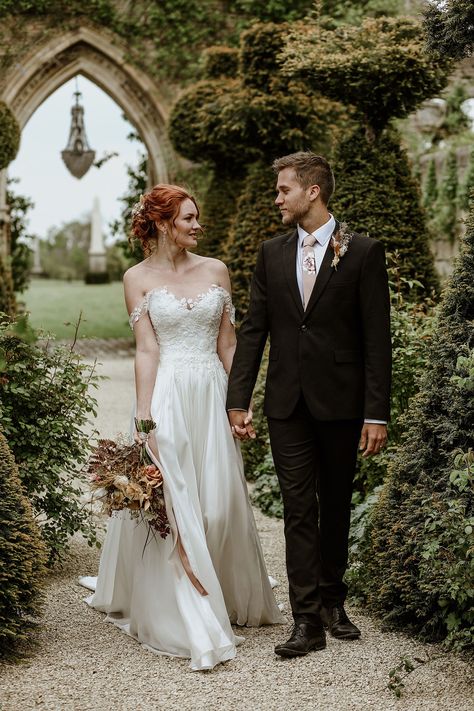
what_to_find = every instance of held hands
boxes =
[228,408,256,441]
[359,423,387,457]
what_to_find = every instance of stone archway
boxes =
[0,26,179,257]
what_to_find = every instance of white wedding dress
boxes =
[80,284,283,670]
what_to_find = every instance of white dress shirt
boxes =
[296,216,386,427]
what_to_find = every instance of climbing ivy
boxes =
[0,101,20,169]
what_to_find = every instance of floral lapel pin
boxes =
[331,222,353,270]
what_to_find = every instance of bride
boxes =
[80,183,283,670]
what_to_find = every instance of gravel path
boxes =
[1,358,472,711]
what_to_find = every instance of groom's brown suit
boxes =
[227,221,391,621]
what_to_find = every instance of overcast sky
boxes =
[9,75,143,243]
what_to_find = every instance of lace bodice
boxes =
[129,284,235,370]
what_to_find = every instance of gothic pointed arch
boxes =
[1,26,176,185]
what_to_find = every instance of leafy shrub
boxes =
[7,181,34,294]
[0,430,47,660]
[0,315,100,563]
[353,255,435,499]
[355,202,474,649]
[251,451,283,519]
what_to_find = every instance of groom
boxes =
[227,152,391,657]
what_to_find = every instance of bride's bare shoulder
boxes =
[123,262,150,298]
[195,255,229,279]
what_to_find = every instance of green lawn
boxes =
[21,279,132,339]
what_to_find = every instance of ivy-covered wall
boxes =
[0,0,313,88]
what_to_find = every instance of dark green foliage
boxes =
[332,127,439,295]
[424,0,474,60]
[423,159,438,217]
[0,101,20,169]
[0,0,224,82]
[202,46,239,79]
[169,79,258,166]
[200,169,244,260]
[437,149,459,243]
[354,203,474,649]
[0,253,16,317]
[7,181,34,293]
[0,431,47,661]
[281,17,450,132]
[240,22,288,91]
[229,0,313,23]
[169,23,347,168]
[0,315,100,563]
[225,161,282,321]
[353,258,435,499]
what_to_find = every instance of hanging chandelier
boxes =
[61,82,96,179]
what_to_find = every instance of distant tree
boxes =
[41,220,90,280]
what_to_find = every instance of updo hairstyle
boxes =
[130,183,199,256]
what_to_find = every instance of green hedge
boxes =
[353,201,474,650]
[281,16,450,132]
[0,430,46,660]
[331,127,440,296]
[225,160,283,321]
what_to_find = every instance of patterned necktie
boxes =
[302,234,317,309]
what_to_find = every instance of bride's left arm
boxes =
[215,263,236,375]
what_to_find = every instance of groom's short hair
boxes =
[272,152,335,205]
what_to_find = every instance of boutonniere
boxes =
[331,222,353,270]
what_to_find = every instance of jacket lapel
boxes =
[303,220,339,320]
[283,230,304,317]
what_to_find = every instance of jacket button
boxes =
[300,324,307,332]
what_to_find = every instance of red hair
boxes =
[130,184,199,257]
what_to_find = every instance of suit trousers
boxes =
[268,395,362,621]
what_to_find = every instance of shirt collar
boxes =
[297,214,335,247]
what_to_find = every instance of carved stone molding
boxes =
[0,26,180,256]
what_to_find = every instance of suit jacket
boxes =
[226,221,392,421]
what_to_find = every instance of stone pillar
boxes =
[87,196,108,279]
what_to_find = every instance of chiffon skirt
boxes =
[82,358,283,670]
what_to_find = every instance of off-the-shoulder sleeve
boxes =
[128,292,150,330]
[223,291,236,326]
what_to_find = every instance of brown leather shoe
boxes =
[274,621,326,657]
[321,605,361,640]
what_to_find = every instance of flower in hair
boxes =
[131,194,145,219]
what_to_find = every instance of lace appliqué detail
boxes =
[222,292,236,326]
[129,292,151,330]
